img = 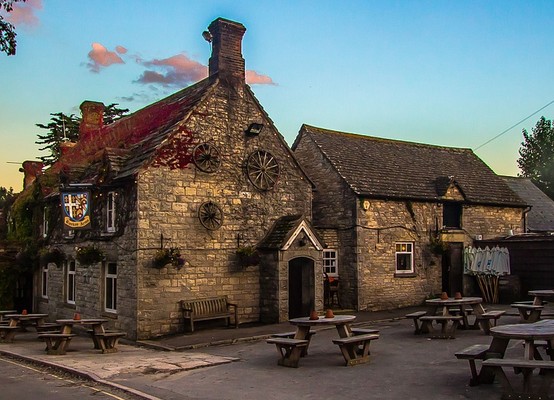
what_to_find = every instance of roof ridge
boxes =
[301,123,473,153]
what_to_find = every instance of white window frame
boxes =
[106,191,116,233]
[42,207,49,238]
[323,249,338,277]
[66,260,76,304]
[41,264,48,299]
[395,242,414,274]
[104,262,117,313]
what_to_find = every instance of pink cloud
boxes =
[136,54,208,86]
[5,0,42,27]
[87,42,125,73]
[246,70,276,85]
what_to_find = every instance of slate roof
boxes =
[295,124,527,207]
[502,176,554,232]
[257,215,324,250]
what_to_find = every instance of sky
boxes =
[1,0,554,192]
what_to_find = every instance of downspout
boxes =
[522,206,532,233]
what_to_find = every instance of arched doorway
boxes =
[288,257,315,318]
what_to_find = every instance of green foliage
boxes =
[35,104,130,166]
[152,248,185,269]
[76,246,104,266]
[0,0,25,56]
[0,186,15,240]
[7,186,38,241]
[518,116,554,199]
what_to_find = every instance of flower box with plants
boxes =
[236,246,260,267]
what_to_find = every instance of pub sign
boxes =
[61,191,91,230]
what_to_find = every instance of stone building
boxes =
[31,18,322,340]
[292,124,528,311]
[21,18,530,340]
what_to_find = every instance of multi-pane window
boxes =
[323,249,338,277]
[395,242,414,274]
[106,192,116,233]
[105,262,117,313]
[66,260,76,304]
[41,264,48,298]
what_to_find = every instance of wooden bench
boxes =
[36,322,62,333]
[419,315,463,338]
[0,325,19,342]
[266,337,309,368]
[455,344,502,386]
[38,333,76,355]
[180,296,238,333]
[512,303,544,323]
[271,331,316,356]
[482,358,554,399]
[93,331,126,353]
[475,310,506,334]
[332,333,379,366]
[405,311,427,334]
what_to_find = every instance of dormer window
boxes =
[443,202,462,229]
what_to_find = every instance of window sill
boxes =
[394,272,416,278]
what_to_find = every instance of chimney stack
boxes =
[19,161,44,189]
[79,101,104,142]
[207,18,246,86]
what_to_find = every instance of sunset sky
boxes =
[1,1,554,191]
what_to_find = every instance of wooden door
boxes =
[288,258,315,318]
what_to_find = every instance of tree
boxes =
[0,0,26,56]
[517,116,554,199]
[35,104,130,165]
[0,186,15,239]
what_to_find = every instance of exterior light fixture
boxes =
[245,123,264,136]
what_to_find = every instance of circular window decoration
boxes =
[192,143,221,173]
[246,150,280,191]
[198,201,224,230]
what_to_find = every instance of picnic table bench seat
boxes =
[455,344,502,386]
[38,333,76,355]
[93,331,126,353]
[419,315,463,338]
[0,325,19,342]
[405,311,427,334]
[180,296,238,333]
[511,303,544,323]
[36,322,62,333]
[271,331,316,356]
[332,333,379,366]
[266,337,309,368]
[475,310,506,334]
[482,358,554,399]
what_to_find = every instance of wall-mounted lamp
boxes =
[245,123,264,136]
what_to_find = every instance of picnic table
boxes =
[267,314,378,367]
[425,297,490,332]
[54,318,124,354]
[457,319,554,397]
[529,290,554,306]
[1,313,49,342]
[0,310,17,322]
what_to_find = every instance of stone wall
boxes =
[135,83,312,339]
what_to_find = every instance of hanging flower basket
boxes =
[236,246,260,267]
[76,246,104,266]
[152,248,185,269]
[39,248,66,266]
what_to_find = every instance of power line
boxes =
[474,99,554,151]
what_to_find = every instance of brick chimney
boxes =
[19,161,44,189]
[79,101,104,142]
[207,18,246,86]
